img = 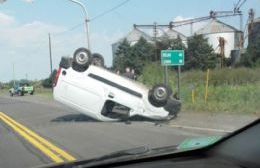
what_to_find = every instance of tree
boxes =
[113,39,132,72]
[130,37,155,74]
[185,34,217,70]
[113,38,156,74]
[42,69,57,88]
[157,35,186,51]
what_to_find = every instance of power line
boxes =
[91,0,130,21]
[52,22,84,37]
[51,0,131,37]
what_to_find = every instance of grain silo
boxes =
[159,28,187,46]
[112,27,152,62]
[248,17,260,46]
[195,19,243,58]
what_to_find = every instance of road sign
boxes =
[161,50,184,66]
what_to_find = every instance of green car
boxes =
[9,83,34,96]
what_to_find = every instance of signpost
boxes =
[161,50,185,100]
[161,50,184,66]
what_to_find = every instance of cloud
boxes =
[0,12,15,26]
[0,15,67,81]
[23,0,34,3]
[173,16,193,22]
[0,20,66,49]
[0,12,121,81]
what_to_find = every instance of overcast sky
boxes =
[0,0,259,82]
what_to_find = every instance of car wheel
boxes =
[10,92,13,97]
[72,47,92,72]
[30,91,34,95]
[92,53,104,67]
[60,57,73,69]
[164,95,181,120]
[148,84,172,107]
[18,91,23,96]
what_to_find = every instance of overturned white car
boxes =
[53,48,181,121]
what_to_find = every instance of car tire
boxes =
[30,91,34,95]
[164,95,181,120]
[18,91,24,96]
[72,47,92,72]
[148,84,172,107]
[10,92,13,97]
[92,53,104,67]
[60,57,73,69]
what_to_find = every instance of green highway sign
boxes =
[161,50,185,66]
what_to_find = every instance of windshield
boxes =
[0,0,259,168]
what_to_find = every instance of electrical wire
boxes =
[51,0,131,37]
[52,22,84,37]
[90,0,130,21]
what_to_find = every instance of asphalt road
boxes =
[0,94,225,168]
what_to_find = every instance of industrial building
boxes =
[111,27,152,61]
[195,19,243,58]
[111,26,187,62]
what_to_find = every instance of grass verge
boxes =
[139,63,260,114]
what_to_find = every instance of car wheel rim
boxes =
[154,87,167,100]
[76,52,88,65]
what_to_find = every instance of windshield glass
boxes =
[0,0,259,167]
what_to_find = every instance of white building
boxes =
[111,27,152,61]
[112,27,187,62]
[195,19,243,58]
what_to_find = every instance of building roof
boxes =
[113,27,152,45]
[160,28,187,40]
[196,19,241,35]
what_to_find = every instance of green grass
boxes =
[35,88,53,99]
[139,63,260,114]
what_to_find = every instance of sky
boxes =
[0,0,259,82]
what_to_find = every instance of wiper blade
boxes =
[92,146,150,161]
[42,145,179,168]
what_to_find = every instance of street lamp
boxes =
[68,0,91,50]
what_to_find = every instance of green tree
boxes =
[113,39,132,72]
[113,38,156,74]
[185,34,217,70]
[130,37,155,74]
[157,35,186,51]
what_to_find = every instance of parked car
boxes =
[53,47,181,121]
[9,83,34,96]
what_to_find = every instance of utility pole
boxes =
[68,0,91,50]
[190,22,193,36]
[12,63,15,86]
[48,33,53,75]
[153,22,158,61]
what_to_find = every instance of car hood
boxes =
[38,135,222,168]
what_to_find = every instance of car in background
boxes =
[53,47,181,122]
[9,83,34,96]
